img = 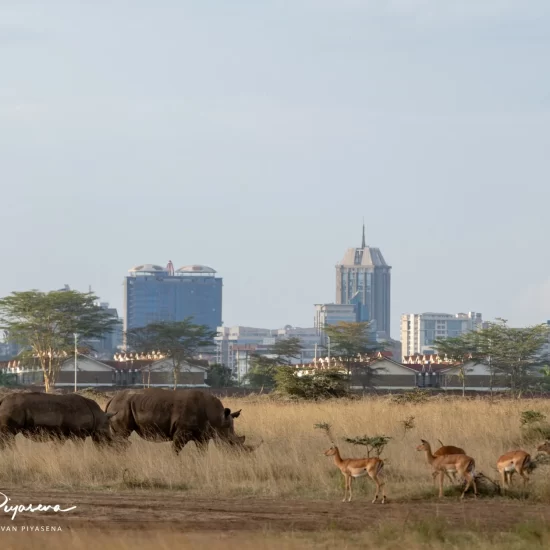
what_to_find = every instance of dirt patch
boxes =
[1,489,550,533]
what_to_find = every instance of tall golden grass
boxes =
[1,395,550,500]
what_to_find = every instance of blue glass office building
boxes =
[123,262,222,334]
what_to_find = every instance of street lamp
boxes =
[327,336,331,359]
[74,333,78,392]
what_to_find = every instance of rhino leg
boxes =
[172,430,192,455]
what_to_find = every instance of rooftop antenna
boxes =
[361,218,366,248]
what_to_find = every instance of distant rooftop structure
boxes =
[176,265,217,275]
[128,264,217,276]
[129,264,167,274]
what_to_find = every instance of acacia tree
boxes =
[245,337,303,388]
[434,319,550,397]
[125,318,218,389]
[323,321,387,390]
[0,290,119,392]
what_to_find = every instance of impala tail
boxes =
[466,458,476,476]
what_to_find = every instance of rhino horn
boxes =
[231,409,242,418]
[105,412,118,419]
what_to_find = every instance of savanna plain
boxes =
[3,392,550,549]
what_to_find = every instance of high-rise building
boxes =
[314,304,359,336]
[335,224,391,337]
[400,311,483,359]
[214,325,323,379]
[123,262,222,336]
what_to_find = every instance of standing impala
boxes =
[416,439,477,499]
[432,440,466,484]
[324,446,386,503]
[496,449,532,490]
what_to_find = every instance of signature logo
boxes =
[0,492,77,521]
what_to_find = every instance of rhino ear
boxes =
[224,408,231,418]
[231,409,242,418]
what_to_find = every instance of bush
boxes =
[519,410,550,445]
[391,389,431,405]
[274,367,350,400]
[520,410,547,426]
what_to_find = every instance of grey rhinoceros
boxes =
[104,388,247,454]
[0,391,115,449]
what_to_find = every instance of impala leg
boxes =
[499,470,507,493]
[461,472,477,499]
[520,470,529,488]
[372,476,379,504]
[348,476,353,502]
[342,474,348,502]
[438,471,445,498]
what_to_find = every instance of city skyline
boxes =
[2,2,550,338]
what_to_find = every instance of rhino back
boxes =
[126,389,224,437]
[0,392,96,432]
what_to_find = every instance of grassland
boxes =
[2,393,550,548]
[1,393,550,500]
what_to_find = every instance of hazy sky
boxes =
[2,1,549,339]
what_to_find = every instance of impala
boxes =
[432,440,466,484]
[416,439,477,499]
[324,446,386,504]
[496,449,532,490]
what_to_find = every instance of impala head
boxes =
[537,441,550,455]
[416,439,430,452]
[324,446,338,456]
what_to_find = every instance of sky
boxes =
[1,1,549,340]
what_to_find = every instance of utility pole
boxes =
[74,333,78,392]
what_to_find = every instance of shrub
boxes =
[274,367,350,400]
[391,389,431,405]
[343,435,392,457]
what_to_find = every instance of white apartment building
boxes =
[400,312,483,359]
[215,325,324,379]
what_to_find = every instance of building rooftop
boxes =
[176,265,217,274]
[129,264,167,273]
[337,247,389,268]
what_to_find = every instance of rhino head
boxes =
[91,411,118,447]
[218,408,243,444]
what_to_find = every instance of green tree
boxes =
[206,363,233,388]
[0,289,119,392]
[245,337,303,388]
[125,318,218,390]
[434,319,550,397]
[323,321,386,389]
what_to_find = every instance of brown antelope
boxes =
[432,440,466,484]
[496,450,532,489]
[416,439,477,499]
[324,446,386,503]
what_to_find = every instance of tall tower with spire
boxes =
[335,223,392,337]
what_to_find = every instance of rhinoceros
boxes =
[104,388,245,454]
[0,392,115,449]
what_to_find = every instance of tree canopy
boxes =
[245,337,303,388]
[323,321,387,389]
[125,318,218,389]
[434,319,550,395]
[0,289,119,392]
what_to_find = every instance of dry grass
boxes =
[1,395,550,501]
[2,523,550,550]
